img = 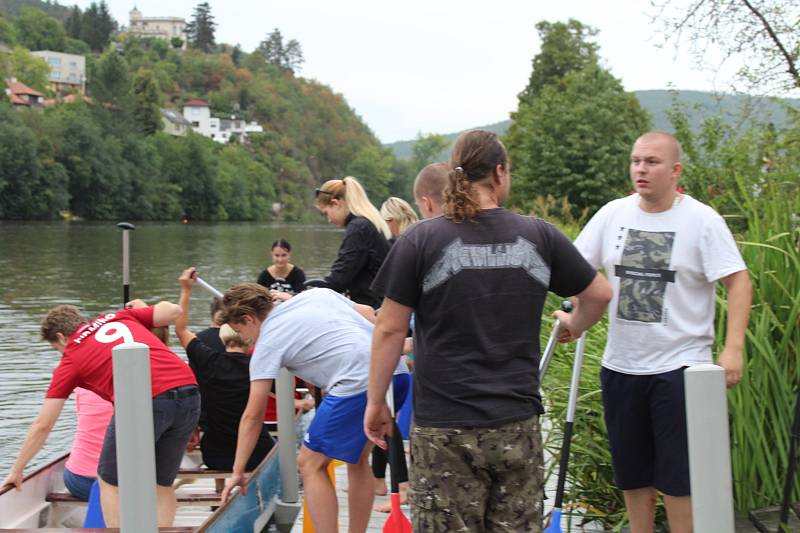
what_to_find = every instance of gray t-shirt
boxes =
[249,288,404,397]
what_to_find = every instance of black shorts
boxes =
[98,385,201,487]
[600,366,690,497]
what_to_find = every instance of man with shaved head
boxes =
[570,131,752,532]
[413,162,448,218]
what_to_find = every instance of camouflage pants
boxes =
[409,415,544,532]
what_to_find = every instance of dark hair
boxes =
[210,297,224,325]
[272,239,291,252]
[443,130,509,223]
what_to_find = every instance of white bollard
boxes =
[276,368,299,503]
[685,364,734,533]
[112,342,158,533]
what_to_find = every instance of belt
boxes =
[155,385,199,399]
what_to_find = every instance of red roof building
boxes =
[5,78,45,107]
[183,98,209,107]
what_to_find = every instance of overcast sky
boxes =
[73,0,746,143]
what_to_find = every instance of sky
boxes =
[72,0,746,143]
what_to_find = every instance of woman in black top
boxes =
[310,176,391,309]
[256,239,306,301]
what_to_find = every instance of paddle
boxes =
[194,274,224,299]
[544,332,587,533]
[383,380,412,533]
[116,222,135,305]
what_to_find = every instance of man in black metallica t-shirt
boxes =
[365,130,611,532]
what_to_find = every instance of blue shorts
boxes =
[601,366,690,496]
[97,386,201,487]
[304,373,410,464]
[63,467,95,501]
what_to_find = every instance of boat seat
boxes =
[46,491,223,507]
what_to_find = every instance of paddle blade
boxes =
[383,493,412,533]
[543,508,563,533]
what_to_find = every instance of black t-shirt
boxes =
[256,266,306,294]
[186,338,273,455]
[195,326,225,353]
[324,214,390,308]
[372,208,596,428]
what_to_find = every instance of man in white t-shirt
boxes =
[218,284,409,533]
[572,131,752,533]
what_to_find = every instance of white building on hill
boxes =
[181,99,264,143]
[31,50,86,94]
[128,7,187,47]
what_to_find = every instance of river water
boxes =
[0,221,343,475]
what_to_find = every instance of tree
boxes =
[656,0,800,93]
[506,20,650,215]
[91,47,130,107]
[186,2,216,53]
[0,15,16,46]
[13,8,67,51]
[411,132,449,170]
[507,64,650,214]
[518,19,599,103]
[64,5,82,40]
[80,1,116,52]
[258,28,304,72]
[345,144,395,204]
[132,68,162,135]
[0,47,50,92]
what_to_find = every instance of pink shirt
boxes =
[64,388,114,476]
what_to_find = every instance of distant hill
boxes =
[0,0,71,20]
[386,90,800,160]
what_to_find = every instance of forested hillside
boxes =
[0,2,415,221]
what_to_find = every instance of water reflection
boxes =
[0,221,342,474]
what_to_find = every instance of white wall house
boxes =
[182,99,264,143]
[31,50,86,94]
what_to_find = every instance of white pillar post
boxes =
[685,364,735,533]
[112,342,158,533]
[276,368,299,503]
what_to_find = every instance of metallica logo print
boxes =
[422,237,551,293]
[614,229,676,323]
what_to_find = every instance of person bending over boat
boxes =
[1,301,200,527]
[219,284,410,533]
[307,177,391,309]
[176,267,275,473]
[365,130,612,532]
[257,239,306,302]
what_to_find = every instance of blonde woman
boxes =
[309,176,391,309]
[380,197,419,242]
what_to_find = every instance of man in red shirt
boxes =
[1,300,199,527]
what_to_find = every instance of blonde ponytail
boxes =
[316,176,392,239]
[341,177,392,239]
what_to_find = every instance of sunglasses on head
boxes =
[315,188,334,198]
